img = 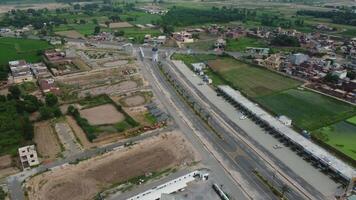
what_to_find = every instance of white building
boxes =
[18,145,39,169]
[191,62,206,72]
[127,170,208,200]
[9,60,33,83]
[332,70,348,80]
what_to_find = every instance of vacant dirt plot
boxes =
[103,60,129,67]
[25,131,198,200]
[0,155,12,170]
[78,80,139,97]
[55,30,84,39]
[122,95,146,107]
[34,121,62,161]
[80,104,125,125]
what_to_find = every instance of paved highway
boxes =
[137,48,309,199]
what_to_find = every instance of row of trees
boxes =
[297,10,356,26]
[161,6,257,27]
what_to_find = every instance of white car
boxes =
[239,115,247,120]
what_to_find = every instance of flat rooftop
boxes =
[218,85,356,180]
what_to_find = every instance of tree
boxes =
[94,25,101,35]
[92,18,98,25]
[21,117,34,140]
[281,184,291,198]
[73,4,81,10]
[271,34,300,47]
[324,73,339,84]
[0,187,5,200]
[114,30,124,37]
[104,20,110,28]
[45,93,58,107]
[39,106,54,120]
[9,85,21,99]
[347,71,356,80]
[53,106,62,118]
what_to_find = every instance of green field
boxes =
[207,57,302,97]
[314,121,356,161]
[0,37,52,65]
[256,89,356,130]
[226,37,268,51]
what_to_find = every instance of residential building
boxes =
[18,145,39,169]
[264,54,282,70]
[215,38,226,49]
[172,31,194,43]
[38,78,60,95]
[9,60,33,83]
[31,62,52,79]
[246,47,270,58]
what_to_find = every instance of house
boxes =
[191,63,206,72]
[215,38,226,49]
[18,145,39,169]
[38,78,60,95]
[9,60,33,83]
[31,62,52,79]
[245,47,270,58]
[277,115,292,126]
[156,35,167,44]
[264,54,282,70]
[172,31,194,43]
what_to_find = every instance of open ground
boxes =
[34,121,62,162]
[79,104,125,125]
[24,131,198,200]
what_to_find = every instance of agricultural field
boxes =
[314,121,356,161]
[24,131,198,200]
[207,56,302,97]
[225,37,268,52]
[255,89,356,131]
[0,37,52,65]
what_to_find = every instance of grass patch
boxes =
[346,116,356,126]
[226,37,268,52]
[0,37,52,65]
[314,121,356,161]
[256,89,356,131]
[18,81,38,94]
[207,56,302,97]
[78,95,112,109]
[144,112,157,125]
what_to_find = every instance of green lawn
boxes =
[314,121,356,161]
[226,37,268,52]
[346,116,356,126]
[207,57,302,97]
[0,37,52,65]
[256,89,356,131]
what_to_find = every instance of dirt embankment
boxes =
[25,131,199,200]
